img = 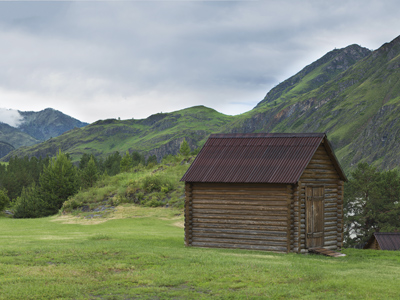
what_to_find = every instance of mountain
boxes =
[0,106,233,162]
[2,35,400,174]
[228,35,400,171]
[18,108,88,141]
[0,123,40,157]
[0,108,88,158]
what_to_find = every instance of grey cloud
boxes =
[0,1,400,122]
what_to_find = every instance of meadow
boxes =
[1,205,399,300]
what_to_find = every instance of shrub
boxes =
[141,174,175,193]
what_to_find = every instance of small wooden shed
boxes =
[363,232,400,250]
[181,133,347,253]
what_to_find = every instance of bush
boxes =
[141,174,175,193]
[13,184,43,218]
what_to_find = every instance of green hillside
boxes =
[3,35,400,174]
[2,106,233,162]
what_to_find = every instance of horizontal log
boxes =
[324,240,338,246]
[192,213,287,221]
[192,218,287,226]
[193,183,287,190]
[192,204,288,211]
[192,232,287,241]
[192,227,286,237]
[300,183,337,187]
[193,208,287,216]
[303,163,336,170]
[325,226,337,231]
[324,231,338,237]
[193,190,287,200]
[193,199,287,206]
[191,241,287,252]
[304,162,337,169]
[192,194,288,201]
[300,173,340,180]
[192,190,288,197]
[301,179,340,184]
[193,237,287,246]
[195,222,287,231]
[324,212,336,217]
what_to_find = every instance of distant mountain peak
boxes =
[255,44,371,108]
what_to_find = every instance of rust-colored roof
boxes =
[181,133,345,184]
[365,232,400,250]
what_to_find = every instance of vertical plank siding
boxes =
[188,183,289,252]
[299,144,343,251]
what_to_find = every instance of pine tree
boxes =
[82,156,99,188]
[13,184,43,218]
[179,138,190,156]
[146,155,157,166]
[120,151,133,172]
[39,150,79,215]
[0,188,9,211]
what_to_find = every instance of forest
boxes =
[0,149,158,218]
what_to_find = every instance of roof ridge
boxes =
[210,133,326,138]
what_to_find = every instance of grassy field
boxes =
[1,206,400,300]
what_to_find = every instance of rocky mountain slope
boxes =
[18,108,88,141]
[0,123,40,157]
[3,35,400,174]
[229,35,400,171]
[0,108,88,158]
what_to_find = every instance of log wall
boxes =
[186,183,290,252]
[299,143,343,252]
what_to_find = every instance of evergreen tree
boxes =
[131,151,145,167]
[0,188,9,211]
[79,153,91,170]
[120,151,133,172]
[13,184,43,218]
[179,138,191,156]
[344,163,380,246]
[39,150,79,215]
[344,163,400,247]
[146,155,157,166]
[104,152,121,176]
[81,156,99,188]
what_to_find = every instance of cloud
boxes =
[0,108,23,127]
[0,1,400,123]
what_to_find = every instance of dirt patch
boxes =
[173,220,184,228]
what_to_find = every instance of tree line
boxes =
[0,150,158,217]
[0,139,195,218]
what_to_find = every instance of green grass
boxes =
[1,208,400,299]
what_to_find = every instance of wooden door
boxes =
[306,186,324,248]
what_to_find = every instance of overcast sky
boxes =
[1,0,400,125]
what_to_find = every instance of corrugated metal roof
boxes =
[374,232,400,250]
[181,133,331,184]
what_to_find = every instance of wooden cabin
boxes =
[180,133,347,253]
[363,232,400,250]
